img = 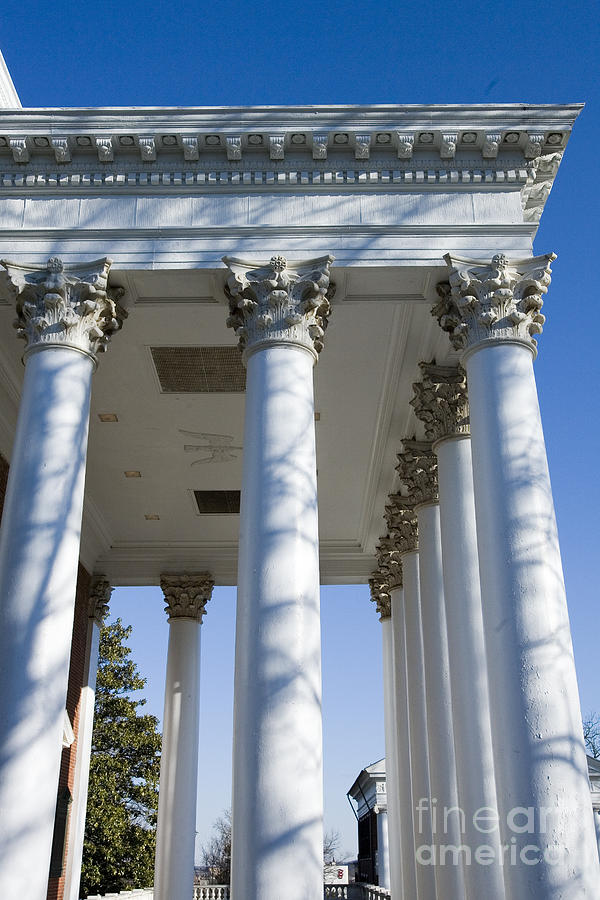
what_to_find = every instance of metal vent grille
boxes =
[151,346,246,393]
[194,490,241,514]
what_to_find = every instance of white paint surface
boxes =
[0,346,93,900]
[376,808,390,890]
[402,549,436,900]
[417,501,465,899]
[230,344,323,900]
[154,617,202,900]
[381,616,401,897]
[390,586,418,900]
[467,341,600,899]
[436,434,505,899]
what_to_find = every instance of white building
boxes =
[0,49,597,900]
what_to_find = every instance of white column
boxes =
[413,363,505,899]
[0,257,125,900]
[435,253,600,898]
[154,574,213,900]
[370,560,402,898]
[390,585,419,900]
[63,579,112,900]
[224,254,334,900]
[376,807,390,890]
[398,442,465,898]
[386,495,436,900]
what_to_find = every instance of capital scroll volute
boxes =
[0,256,127,362]
[222,254,335,361]
[160,573,214,622]
[433,252,556,358]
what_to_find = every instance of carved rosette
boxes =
[160,573,214,622]
[0,257,127,361]
[222,254,335,361]
[396,440,438,506]
[410,362,470,444]
[433,252,556,358]
[385,494,418,555]
[89,577,112,625]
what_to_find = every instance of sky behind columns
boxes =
[1,0,598,858]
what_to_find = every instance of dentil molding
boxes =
[223,254,334,360]
[410,362,470,444]
[433,252,555,358]
[160,573,214,621]
[0,256,127,361]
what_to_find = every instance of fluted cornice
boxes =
[89,577,112,625]
[223,254,334,361]
[410,362,470,444]
[385,494,418,555]
[0,256,126,362]
[396,439,438,507]
[160,573,214,621]
[433,253,555,359]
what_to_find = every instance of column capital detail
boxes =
[396,439,438,506]
[433,252,556,358]
[410,362,470,443]
[0,257,127,362]
[385,494,418,555]
[223,254,335,361]
[160,573,214,621]
[369,574,391,620]
[89,577,112,624]
[376,535,403,590]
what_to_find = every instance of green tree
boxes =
[80,619,162,897]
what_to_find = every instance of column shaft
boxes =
[154,618,202,900]
[390,587,418,899]
[436,435,505,899]
[467,341,599,898]
[417,501,465,898]
[231,344,323,900]
[376,809,390,890]
[381,616,401,897]
[0,347,93,900]
[402,550,436,900]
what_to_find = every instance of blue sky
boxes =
[2,0,598,859]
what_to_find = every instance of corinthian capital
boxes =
[376,536,403,589]
[223,254,335,361]
[89,577,112,625]
[0,257,126,361]
[369,575,391,620]
[396,440,438,506]
[160,573,214,621]
[385,494,418,555]
[433,253,556,358]
[410,362,469,444]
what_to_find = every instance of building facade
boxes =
[0,51,597,900]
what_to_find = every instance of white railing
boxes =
[194,888,230,900]
[324,886,348,898]
[355,885,391,900]
[86,891,154,900]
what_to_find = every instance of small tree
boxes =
[80,619,162,897]
[201,810,232,885]
[323,828,341,864]
[584,712,600,759]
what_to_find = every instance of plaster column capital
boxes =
[410,362,470,444]
[433,252,556,359]
[223,254,335,362]
[89,577,112,625]
[369,574,391,620]
[396,439,438,507]
[0,256,127,363]
[385,494,418,555]
[160,573,214,621]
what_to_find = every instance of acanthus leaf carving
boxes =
[369,573,391,620]
[160,573,214,621]
[396,439,438,506]
[222,254,335,360]
[384,494,418,555]
[410,362,470,443]
[433,253,556,356]
[89,577,113,624]
[1,256,127,360]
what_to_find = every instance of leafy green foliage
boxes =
[80,619,162,897]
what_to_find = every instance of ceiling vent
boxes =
[151,346,246,393]
[194,490,241,514]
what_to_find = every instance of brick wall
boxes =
[47,562,92,900]
[0,451,93,900]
